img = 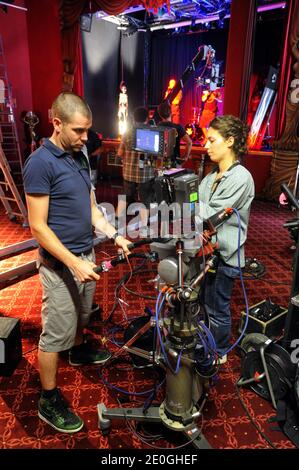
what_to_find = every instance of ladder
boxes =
[0,35,27,224]
[0,142,27,223]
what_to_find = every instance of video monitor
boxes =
[135,128,160,154]
[131,125,176,161]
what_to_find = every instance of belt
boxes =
[39,248,93,271]
[71,248,93,257]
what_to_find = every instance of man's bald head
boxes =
[51,92,92,124]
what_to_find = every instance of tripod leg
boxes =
[113,320,154,361]
[97,403,161,432]
[97,404,111,435]
[183,425,212,449]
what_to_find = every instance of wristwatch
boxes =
[110,232,121,244]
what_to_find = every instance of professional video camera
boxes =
[154,168,199,211]
[130,124,177,168]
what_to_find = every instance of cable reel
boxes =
[240,333,296,405]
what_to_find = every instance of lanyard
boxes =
[210,161,240,199]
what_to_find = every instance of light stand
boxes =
[97,238,214,449]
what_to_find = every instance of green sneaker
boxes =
[38,389,83,433]
[69,343,111,366]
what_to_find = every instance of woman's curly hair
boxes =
[209,115,249,156]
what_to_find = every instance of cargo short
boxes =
[38,250,96,352]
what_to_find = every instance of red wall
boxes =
[26,0,63,138]
[243,151,272,196]
[0,0,33,154]
[0,0,63,151]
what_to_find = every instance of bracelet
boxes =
[110,232,121,244]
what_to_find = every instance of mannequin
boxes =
[118,81,128,136]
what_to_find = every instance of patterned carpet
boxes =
[0,196,296,450]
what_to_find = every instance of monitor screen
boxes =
[135,128,160,153]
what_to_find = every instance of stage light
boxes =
[0,0,27,12]
[149,2,286,33]
[80,13,92,33]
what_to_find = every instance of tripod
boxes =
[97,328,211,449]
[97,239,214,449]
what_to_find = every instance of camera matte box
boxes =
[239,300,287,338]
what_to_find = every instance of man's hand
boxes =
[114,235,131,255]
[70,258,100,283]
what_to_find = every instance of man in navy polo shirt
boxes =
[23,92,131,434]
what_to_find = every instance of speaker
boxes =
[0,317,22,376]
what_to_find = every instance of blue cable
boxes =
[155,292,182,374]
[196,321,217,365]
[199,320,217,351]
[142,378,166,411]
[100,375,163,397]
[221,208,249,356]
[196,331,214,366]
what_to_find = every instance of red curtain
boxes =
[223,0,257,118]
[59,0,169,90]
[73,34,84,96]
[275,0,298,140]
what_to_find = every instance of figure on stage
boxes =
[247,79,263,127]
[118,81,128,136]
[164,78,183,124]
[199,88,222,143]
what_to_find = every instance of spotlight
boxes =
[0,0,15,13]
[80,13,92,32]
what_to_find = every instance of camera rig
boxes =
[96,208,233,449]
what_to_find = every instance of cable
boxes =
[222,208,250,356]
[154,292,183,374]
[100,375,163,398]
[119,394,205,450]
[23,345,38,355]
[122,267,157,300]
[106,263,153,323]
[235,380,277,449]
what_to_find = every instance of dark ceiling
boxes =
[94,0,287,34]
